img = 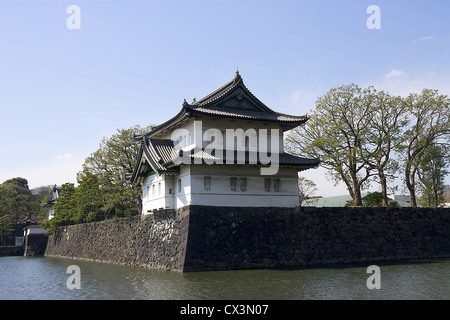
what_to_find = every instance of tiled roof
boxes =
[204,149,320,168]
[190,73,306,123]
[128,72,318,185]
[138,72,307,139]
[186,105,306,123]
[128,137,320,184]
[143,139,180,173]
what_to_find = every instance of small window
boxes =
[204,176,211,190]
[230,177,237,191]
[178,179,182,193]
[152,184,155,198]
[264,178,271,192]
[146,186,150,198]
[169,188,172,194]
[274,179,280,192]
[158,182,161,196]
[240,178,247,192]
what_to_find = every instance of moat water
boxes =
[0,256,449,300]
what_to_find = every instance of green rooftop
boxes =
[303,193,413,207]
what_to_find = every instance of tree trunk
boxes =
[379,170,389,207]
[409,190,417,207]
[405,162,418,207]
[353,187,363,206]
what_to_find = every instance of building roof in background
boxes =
[303,193,414,207]
[41,185,61,207]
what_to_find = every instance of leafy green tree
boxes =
[0,215,14,246]
[0,185,18,218]
[286,84,375,206]
[400,89,450,207]
[42,125,154,233]
[0,177,39,223]
[362,192,384,207]
[42,183,77,234]
[362,91,408,206]
[31,185,54,221]
[360,192,399,207]
[74,171,104,222]
[3,177,29,190]
[417,144,449,207]
[82,125,153,217]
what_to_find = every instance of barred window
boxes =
[204,176,211,190]
[240,178,247,192]
[274,179,280,192]
[230,177,237,191]
[264,178,271,192]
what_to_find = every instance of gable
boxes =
[207,87,266,113]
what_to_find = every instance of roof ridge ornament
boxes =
[233,67,242,84]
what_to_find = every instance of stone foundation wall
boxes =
[183,206,450,271]
[45,208,190,271]
[45,206,450,272]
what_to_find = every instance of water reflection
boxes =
[0,256,449,300]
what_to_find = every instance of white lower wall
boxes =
[25,226,47,235]
[174,166,191,210]
[142,165,301,214]
[142,173,176,214]
[189,165,300,207]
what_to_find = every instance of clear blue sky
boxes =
[1,0,449,196]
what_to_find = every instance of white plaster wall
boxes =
[142,164,300,213]
[144,117,303,212]
[155,118,285,153]
[26,226,47,235]
[165,175,175,210]
[189,165,300,207]
[142,174,163,214]
[141,167,194,213]
[174,166,192,210]
[142,173,176,214]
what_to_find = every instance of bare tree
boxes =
[298,177,318,206]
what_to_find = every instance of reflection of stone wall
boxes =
[24,234,48,256]
[0,246,24,256]
[45,206,450,272]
